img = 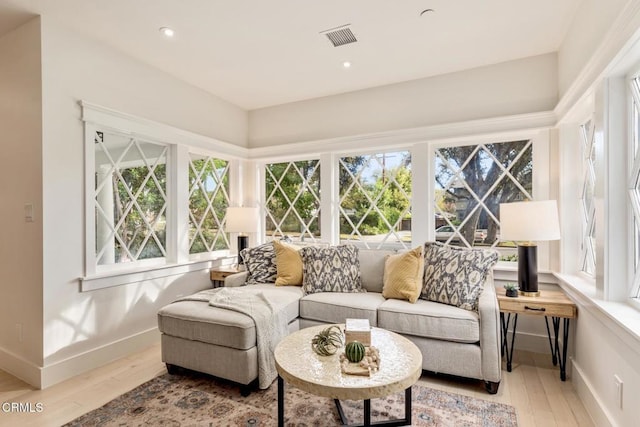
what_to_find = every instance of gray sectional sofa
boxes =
[157,248,502,394]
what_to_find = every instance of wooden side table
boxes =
[496,288,577,381]
[210,266,242,287]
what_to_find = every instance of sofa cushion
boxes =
[299,245,363,295]
[421,242,498,311]
[377,298,480,343]
[158,300,256,350]
[157,284,302,351]
[359,249,396,293]
[274,240,303,286]
[299,292,385,326]
[382,246,424,303]
[241,242,277,284]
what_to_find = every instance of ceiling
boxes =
[0,0,581,110]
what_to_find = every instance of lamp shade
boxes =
[225,207,259,233]
[499,200,561,242]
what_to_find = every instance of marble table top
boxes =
[274,324,422,400]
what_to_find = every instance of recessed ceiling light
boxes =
[343,61,352,69]
[159,27,175,38]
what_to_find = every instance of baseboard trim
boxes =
[41,327,160,389]
[572,359,616,427]
[511,330,553,355]
[0,346,42,389]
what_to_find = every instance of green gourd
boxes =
[345,341,366,363]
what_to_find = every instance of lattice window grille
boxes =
[434,141,533,248]
[629,78,640,296]
[94,131,168,265]
[338,153,412,250]
[265,160,321,241]
[579,119,596,275]
[188,154,230,254]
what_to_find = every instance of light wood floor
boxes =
[0,344,593,427]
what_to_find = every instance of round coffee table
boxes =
[274,324,422,427]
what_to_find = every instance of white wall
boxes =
[0,18,44,386]
[38,17,248,387]
[249,53,558,147]
[558,0,628,97]
[569,291,640,427]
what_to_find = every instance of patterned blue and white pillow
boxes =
[241,242,277,284]
[299,245,364,295]
[421,242,498,311]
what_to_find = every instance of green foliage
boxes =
[113,163,167,262]
[265,160,320,238]
[504,282,519,291]
[339,153,412,236]
[435,141,532,245]
[188,157,229,254]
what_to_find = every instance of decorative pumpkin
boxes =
[311,326,344,356]
[345,341,366,363]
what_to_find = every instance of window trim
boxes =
[81,101,246,291]
[263,158,322,243]
[337,149,413,250]
[427,130,551,266]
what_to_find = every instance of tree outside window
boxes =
[434,140,533,251]
[94,131,167,265]
[339,152,412,250]
[188,154,230,254]
[265,160,321,241]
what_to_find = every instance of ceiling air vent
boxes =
[320,24,357,47]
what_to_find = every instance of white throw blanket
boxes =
[178,287,287,389]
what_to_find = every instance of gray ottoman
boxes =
[157,285,302,391]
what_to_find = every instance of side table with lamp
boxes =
[498,200,576,381]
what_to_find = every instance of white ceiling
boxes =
[0,0,581,110]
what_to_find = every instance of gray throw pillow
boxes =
[421,241,498,311]
[241,242,277,284]
[299,245,364,295]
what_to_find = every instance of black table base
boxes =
[278,376,413,427]
[500,313,571,381]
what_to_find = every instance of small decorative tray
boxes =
[339,346,380,376]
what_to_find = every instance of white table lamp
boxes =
[499,200,560,296]
[226,206,259,265]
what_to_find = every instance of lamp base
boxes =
[237,235,248,266]
[519,290,540,297]
[517,244,539,296]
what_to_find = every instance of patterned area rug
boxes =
[64,370,517,426]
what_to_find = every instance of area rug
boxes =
[64,370,517,426]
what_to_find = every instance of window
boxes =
[188,153,230,254]
[434,140,532,252]
[629,77,640,297]
[579,119,596,276]
[265,160,321,242]
[94,130,168,266]
[339,152,412,250]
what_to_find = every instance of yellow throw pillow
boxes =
[382,246,424,303]
[274,240,303,286]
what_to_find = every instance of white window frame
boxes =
[427,130,552,268]
[579,118,597,277]
[336,148,413,250]
[81,102,246,291]
[262,157,323,243]
[186,149,232,260]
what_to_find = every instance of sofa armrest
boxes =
[224,271,249,287]
[477,271,501,384]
